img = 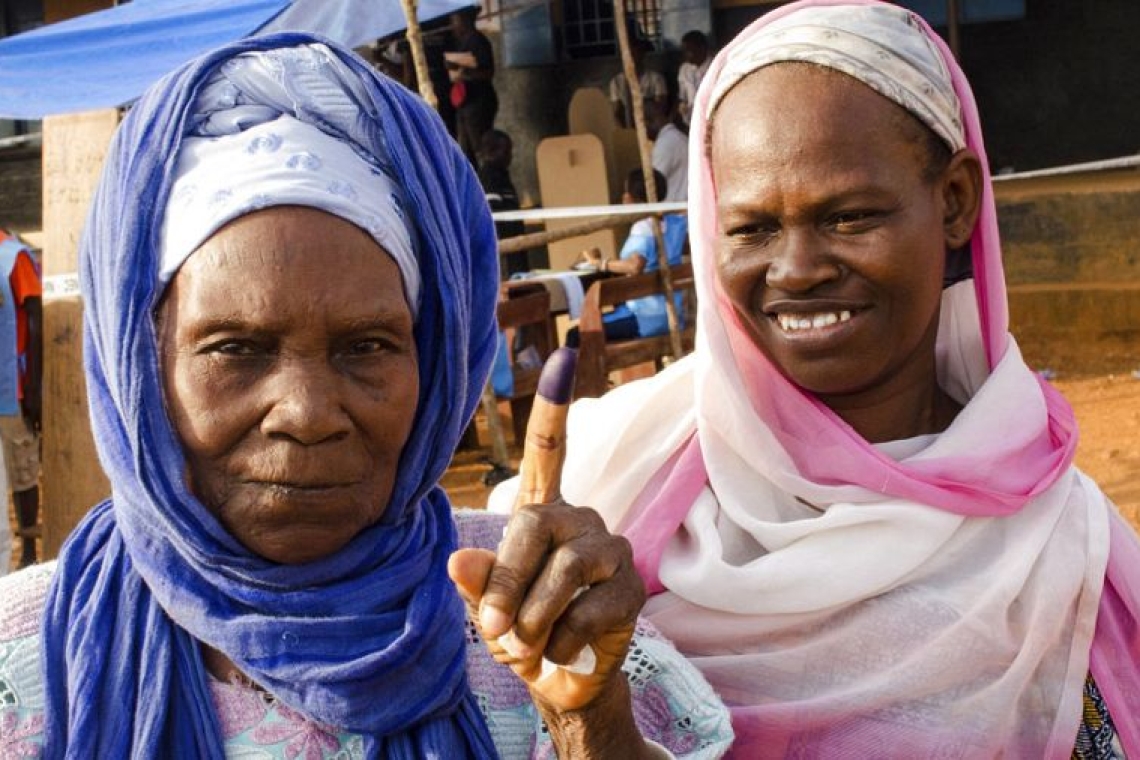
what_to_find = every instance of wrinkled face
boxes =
[712,64,964,411]
[158,206,419,565]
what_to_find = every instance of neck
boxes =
[202,644,254,687]
[822,373,961,444]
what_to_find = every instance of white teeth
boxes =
[777,310,853,332]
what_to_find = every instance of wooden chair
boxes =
[575,262,696,398]
[495,283,558,443]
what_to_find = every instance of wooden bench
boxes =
[495,283,558,443]
[575,261,696,398]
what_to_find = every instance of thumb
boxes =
[447,547,497,608]
[515,348,577,510]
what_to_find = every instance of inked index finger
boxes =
[514,347,576,510]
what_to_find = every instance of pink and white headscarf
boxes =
[548,1,1140,756]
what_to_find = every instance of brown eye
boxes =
[830,210,882,233]
[348,339,386,355]
[725,222,778,245]
[205,340,260,356]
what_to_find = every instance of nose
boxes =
[260,355,351,445]
[765,228,841,293]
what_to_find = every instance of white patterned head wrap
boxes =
[159,48,420,316]
[707,3,965,151]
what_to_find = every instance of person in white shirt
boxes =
[609,38,668,128]
[677,30,711,127]
[647,100,688,202]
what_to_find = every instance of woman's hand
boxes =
[450,502,645,709]
[449,349,652,757]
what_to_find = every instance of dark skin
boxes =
[161,206,651,753]
[451,353,651,757]
[469,65,986,755]
[643,99,670,141]
[582,177,658,275]
[477,131,512,172]
[681,37,708,68]
[711,63,982,442]
[447,10,493,83]
[22,295,40,434]
[613,44,666,128]
[158,208,420,566]
[160,205,421,682]
[450,504,652,758]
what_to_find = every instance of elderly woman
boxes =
[490,1,1140,757]
[0,34,733,758]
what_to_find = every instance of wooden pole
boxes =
[400,0,438,109]
[479,382,512,468]
[41,0,117,558]
[41,111,118,559]
[612,0,684,359]
[497,212,639,254]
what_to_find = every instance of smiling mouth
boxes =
[773,310,853,333]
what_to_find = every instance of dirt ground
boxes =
[7,371,1140,574]
[1052,373,1140,526]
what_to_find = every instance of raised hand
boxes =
[449,349,651,755]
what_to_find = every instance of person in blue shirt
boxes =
[567,168,687,346]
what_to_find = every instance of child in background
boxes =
[567,168,686,346]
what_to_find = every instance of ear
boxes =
[941,149,983,249]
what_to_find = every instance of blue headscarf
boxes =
[41,33,500,758]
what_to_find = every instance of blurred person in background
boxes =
[0,227,41,572]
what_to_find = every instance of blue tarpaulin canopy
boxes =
[0,0,473,119]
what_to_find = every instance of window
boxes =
[562,0,662,59]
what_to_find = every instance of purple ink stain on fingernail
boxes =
[537,348,578,404]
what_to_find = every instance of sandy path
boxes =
[1055,373,1140,527]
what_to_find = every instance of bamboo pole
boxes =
[401,0,512,471]
[612,0,684,359]
[399,0,438,109]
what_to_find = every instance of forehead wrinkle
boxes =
[714,134,882,217]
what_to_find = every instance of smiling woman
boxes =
[0,32,732,760]
[711,62,976,441]
[488,1,1140,757]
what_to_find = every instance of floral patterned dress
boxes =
[0,511,733,759]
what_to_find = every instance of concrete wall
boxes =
[712,0,1140,175]
[0,148,42,235]
[957,0,1140,174]
[490,32,681,205]
[996,169,1140,375]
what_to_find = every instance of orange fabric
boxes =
[1,237,42,400]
